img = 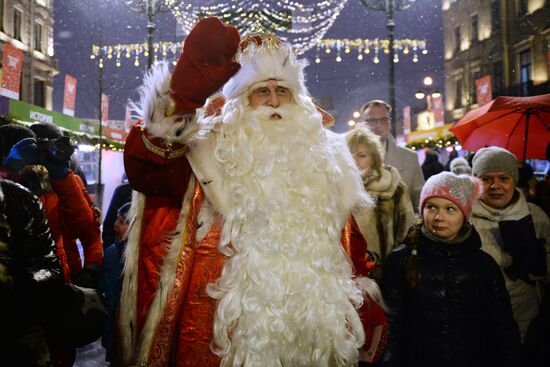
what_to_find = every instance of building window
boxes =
[13,9,22,41]
[519,49,531,95]
[517,0,528,16]
[491,1,501,33]
[455,78,463,109]
[34,23,43,52]
[471,14,478,42]
[33,80,45,107]
[454,26,461,53]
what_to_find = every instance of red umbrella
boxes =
[450,94,550,160]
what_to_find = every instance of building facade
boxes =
[443,0,550,122]
[0,0,57,109]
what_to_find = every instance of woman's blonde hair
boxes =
[345,126,384,176]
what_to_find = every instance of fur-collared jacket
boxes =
[353,164,414,276]
[471,190,550,341]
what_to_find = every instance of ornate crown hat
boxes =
[222,33,308,100]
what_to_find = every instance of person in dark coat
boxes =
[98,202,131,362]
[381,172,520,367]
[0,179,64,366]
[421,148,444,180]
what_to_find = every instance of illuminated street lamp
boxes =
[415,76,441,111]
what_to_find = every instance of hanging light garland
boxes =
[90,41,182,68]
[91,37,427,67]
[314,38,427,64]
[168,0,350,54]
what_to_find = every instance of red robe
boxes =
[120,123,375,366]
[119,124,225,366]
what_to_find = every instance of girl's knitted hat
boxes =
[419,171,482,218]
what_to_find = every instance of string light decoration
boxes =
[90,41,182,68]
[91,37,427,67]
[314,38,427,64]
[406,135,459,151]
[168,0,350,54]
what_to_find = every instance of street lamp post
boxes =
[123,0,172,70]
[415,76,441,113]
[358,0,416,136]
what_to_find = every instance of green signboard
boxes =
[7,98,99,136]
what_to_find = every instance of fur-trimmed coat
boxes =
[119,63,371,367]
[352,164,414,278]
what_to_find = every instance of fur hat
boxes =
[450,157,471,175]
[222,33,308,100]
[472,146,519,182]
[0,124,36,160]
[420,172,482,219]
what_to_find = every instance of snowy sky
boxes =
[52,0,444,132]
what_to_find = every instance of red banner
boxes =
[63,75,77,116]
[475,75,492,107]
[101,93,109,125]
[432,95,444,126]
[402,105,411,134]
[1,44,24,99]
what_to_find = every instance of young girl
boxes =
[381,172,521,367]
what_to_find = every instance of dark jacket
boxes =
[421,151,444,180]
[0,179,63,366]
[102,182,132,247]
[381,225,520,367]
[98,239,126,361]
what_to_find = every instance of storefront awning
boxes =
[0,96,100,137]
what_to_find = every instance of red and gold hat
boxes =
[222,32,308,100]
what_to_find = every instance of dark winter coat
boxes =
[421,151,444,180]
[0,179,63,366]
[98,239,126,361]
[381,225,520,367]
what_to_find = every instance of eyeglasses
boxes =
[364,117,390,126]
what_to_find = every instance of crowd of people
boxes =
[0,16,549,367]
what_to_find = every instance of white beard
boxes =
[207,101,365,367]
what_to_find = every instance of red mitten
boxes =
[168,17,240,115]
